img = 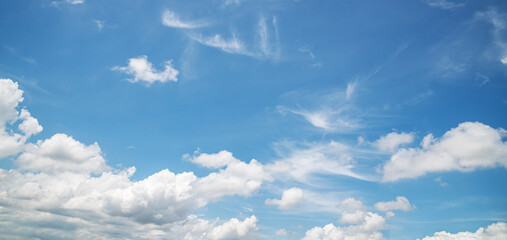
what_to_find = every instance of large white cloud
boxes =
[382,122,507,182]
[419,222,507,240]
[0,80,265,238]
[265,187,304,210]
[112,55,179,85]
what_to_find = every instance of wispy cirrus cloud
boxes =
[422,0,464,10]
[161,10,208,29]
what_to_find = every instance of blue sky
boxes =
[0,0,506,239]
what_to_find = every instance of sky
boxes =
[0,0,506,239]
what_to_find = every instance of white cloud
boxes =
[257,15,280,59]
[302,212,386,240]
[17,109,42,137]
[338,198,366,212]
[419,222,507,240]
[185,150,238,169]
[94,20,104,31]
[475,9,507,65]
[16,133,109,175]
[382,122,507,182]
[209,215,258,240]
[0,79,24,124]
[266,141,370,183]
[374,132,414,152]
[196,158,272,200]
[423,0,464,10]
[337,198,368,225]
[346,81,356,100]
[0,79,42,159]
[161,10,207,29]
[374,196,414,212]
[275,228,288,236]
[51,0,84,7]
[112,55,179,85]
[278,88,362,133]
[265,187,304,210]
[192,34,253,56]
[0,82,267,237]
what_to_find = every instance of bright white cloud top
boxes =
[382,122,507,182]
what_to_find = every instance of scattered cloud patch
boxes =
[382,122,507,182]
[94,20,105,31]
[161,10,207,29]
[374,132,414,152]
[112,55,179,85]
[374,196,414,212]
[192,34,252,56]
[419,222,507,240]
[265,187,304,210]
[422,0,464,10]
[302,212,386,240]
[266,141,370,183]
[185,150,238,169]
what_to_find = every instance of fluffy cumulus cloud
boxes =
[0,79,42,159]
[302,211,386,240]
[185,150,238,169]
[419,222,507,240]
[265,187,304,210]
[208,215,258,240]
[0,80,264,239]
[374,196,414,212]
[301,197,417,239]
[374,132,414,152]
[112,55,179,85]
[382,122,507,182]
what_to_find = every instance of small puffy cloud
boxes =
[161,10,207,29]
[338,198,366,212]
[422,0,464,10]
[209,215,258,240]
[17,109,42,137]
[382,122,507,182]
[419,222,507,240]
[374,196,414,212]
[302,212,386,240]
[185,150,238,169]
[112,55,179,85]
[275,228,288,236]
[16,133,109,175]
[265,187,304,210]
[374,132,414,152]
